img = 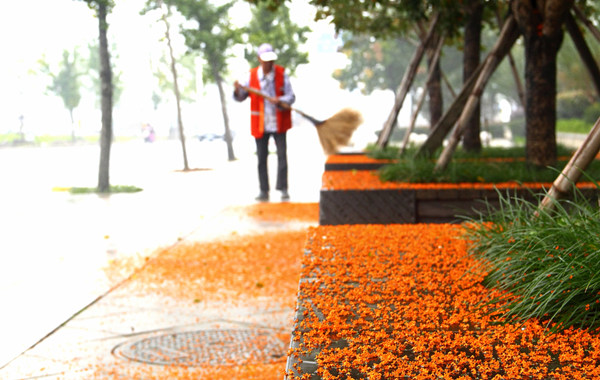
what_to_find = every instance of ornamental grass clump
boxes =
[464,186,600,331]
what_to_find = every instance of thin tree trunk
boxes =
[462,2,484,153]
[401,36,444,154]
[162,8,189,171]
[565,11,600,98]
[538,116,600,214]
[434,14,520,172]
[376,12,439,148]
[97,2,112,193]
[69,109,76,142]
[213,66,236,161]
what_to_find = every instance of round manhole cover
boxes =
[112,329,288,366]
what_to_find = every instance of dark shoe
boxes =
[281,190,290,201]
[255,191,269,202]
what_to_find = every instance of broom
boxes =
[239,84,363,155]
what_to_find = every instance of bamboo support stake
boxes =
[441,71,457,99]
[401,36,445,154]
[434,14,519,172]
[537,116,600,214]
[376,13,440,148]
[496,9,525,108]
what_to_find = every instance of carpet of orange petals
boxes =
[89,203,319,379]
[325,154,395,165]
[322,170,598,191]
[287,223,600,379]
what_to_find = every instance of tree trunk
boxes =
[163,9,189,171]
[511,0,573,168]
[97,2,112,193]
[213,66,236,161]
[565,11,600,99]
[426,34,443,128]
[376,13,439,148]
[461,2,483,153]
[69,108,76,142]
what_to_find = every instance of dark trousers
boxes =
[255,132,288,192]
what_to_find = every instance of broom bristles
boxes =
[316,108,363,155]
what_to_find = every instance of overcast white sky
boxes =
[0,0,398,142]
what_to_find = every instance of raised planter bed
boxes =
[285,224,600,379]
[319,170,599,225]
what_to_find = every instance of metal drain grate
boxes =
[113,328,287,366]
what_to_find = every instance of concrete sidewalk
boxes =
[0,133,325,379]
[1,205,316,379]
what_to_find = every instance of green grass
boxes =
[69,185,143,194]
[377,157,600,184]
[557,118,592,134]
[463,184,600,332]
[367,145,589,184]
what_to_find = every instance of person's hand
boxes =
[233,80,241,92]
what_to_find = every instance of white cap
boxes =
[257,43,278,62]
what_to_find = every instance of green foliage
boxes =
[243,3,309,75]
[376,155,598,184]
[557,91,594,119]
[367,145,574,161]
[39,50,82,119]
[333,33,413,94]
[583,103,600,125]
[464,184,600,331]
[556,118,592,134]
[170,0,241,83]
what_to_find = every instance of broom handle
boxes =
[238,84,323,126]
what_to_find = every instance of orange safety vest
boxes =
[249,65,292,138]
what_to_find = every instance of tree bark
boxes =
[376,13,439,148]
[565,11,600,99]
[462,2,483,153]
[97,2,112,193]
[213,65,236,161]
[511,0,573,168]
